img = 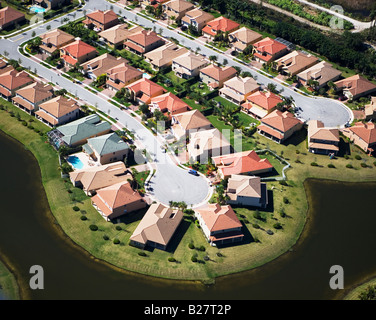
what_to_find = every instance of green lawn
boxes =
[0,260,19,300]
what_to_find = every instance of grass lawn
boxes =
[1,95,376,285]
[0,259,19,300]
[344,277,376,300]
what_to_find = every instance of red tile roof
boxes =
[150,92,191,115]
[348,122,376,145]
[202,16,239,36]
[212,150,273,177]
[261,109,303,133]
[86,10,118,25]
[127,78,166,97]
[61,40,97,60]
[196,204,242,232]
[253,37,288,56]
[242,90,283,111]
[0,6,25,27]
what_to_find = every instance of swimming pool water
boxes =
[67,156,84,169]
[30,6,46,13]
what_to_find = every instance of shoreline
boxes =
[1,103,376,298]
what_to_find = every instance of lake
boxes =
[1,130,376,299]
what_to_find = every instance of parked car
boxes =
[188,169,198,176]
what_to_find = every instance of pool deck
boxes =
[67,152,100,171]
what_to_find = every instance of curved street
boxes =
[0,0,354,205]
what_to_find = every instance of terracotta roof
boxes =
[106,62,143,88]
[127,78,166,97]
[69,162,132,193]
[86,10,118,25]
[144,43,188,68]
[261,110,303,133]
[253,37,288,56]
[0,69,33,91]
[297,61,342,87]
[0,6,25,27]
[150,92,191,115]
[229,27,262,48]
[81,54,129,78]
[173,109,211,131]
[60,39,97,60]
[14,81,53,104]
[38,95,79,118]
[202,16,239,36]
[242,90,283,112]
[130,203,183,247]
[200,64,237,82]
[91,181,143,217]
[276,50,319,75]
[35,110,59,126]
[212,150,273,177]
[335,75,376,98]
[126,29,163,47]
[195,204,242,232]
[346,122,376,145]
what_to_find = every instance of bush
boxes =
[138,251,147,257]
[72,206,80,211]
[188,243,195,249]
[373,161,376,167]
[328,163,336,168]
[198,245,205,252]
[279,208,286,218]
[283,197,289,204]
[191,256,198,263]
[273,222,282,229]
[252,223,260,229]
[346,164,353,169]
[360,162,368,168]
[115,225,122,231]
[344,155,350,159]
[80,215,87,221]
[253,210,262,220]
[355,155,362,160]
[168,257,176,262]
[103,235,109,241]
[113,238,120,244]
[310,162,319,167]
[279,180,288,186]
[89,224,98,231]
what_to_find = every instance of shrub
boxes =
[279,208,286,218]
[295,150,300,154]
[273,222,282,229]
[188,243,195,249]
[253,223,260,229]
[103,235,109,241]
[72,206,80,211]
[168,257,176,262]
[253,210,262,220]
[279,180,288,186]
[344,155,350,159]
[113,238,120,244]
[89,224,98,231]
[346,164,353,169]
[310,162,319,167]
[80,215,87,221]
[328,163,335,168]
[115,225,122,231]
[361,162,368,168]
[198,245,205,252]
[283,197,289,204]
[216,252,223,257]
[373,161,376,167]
[138,251,147,257]
[355,155,362,160]
[191,256,198,263]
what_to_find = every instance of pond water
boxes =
[0,129,376,300]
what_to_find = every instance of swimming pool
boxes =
[30,5,46,14]
[67,156,84,170]
[142,73,151,79]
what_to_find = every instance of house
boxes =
[0,6,25,30]
[69,162,132,196]
[99,24,143,49]
[219,76,259,105]
[181,8,214,32]
[92,181,147,221]
[60,39,98,68]
[124,29,165,56]
[129,203,183,250]
[106,62,143,92]
[212,150,273,179]
[229,27,263,52]
[32,0,70,10]
[81,54,129,80]
[188,128,232,163]
[202,16,240,40]
[241,90,283,119]
[126,78,166,105]
[297,61,342,90]
[162,0,195,23]
[83,132,130,165]
[53,114,111,148]
[141,0,169,9]
[149,92,191,116]
[307,120,340,155]
[172,52,209,79]
[144,43,188,71]
[12,82,54,114]
[83,10,119,31]
[257,110,304,144]
[341,122,376,154]
[365,97,376,121]
[334,75,376,101]
[275,50,319,77]
[194,203,244,246]
[171,109,212,140]
[35,95,80,127]
[39,29,75,56]
[199,64,237,90]
[253,37,289,64]
[0,69,34,101]
[226,174,268,208]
